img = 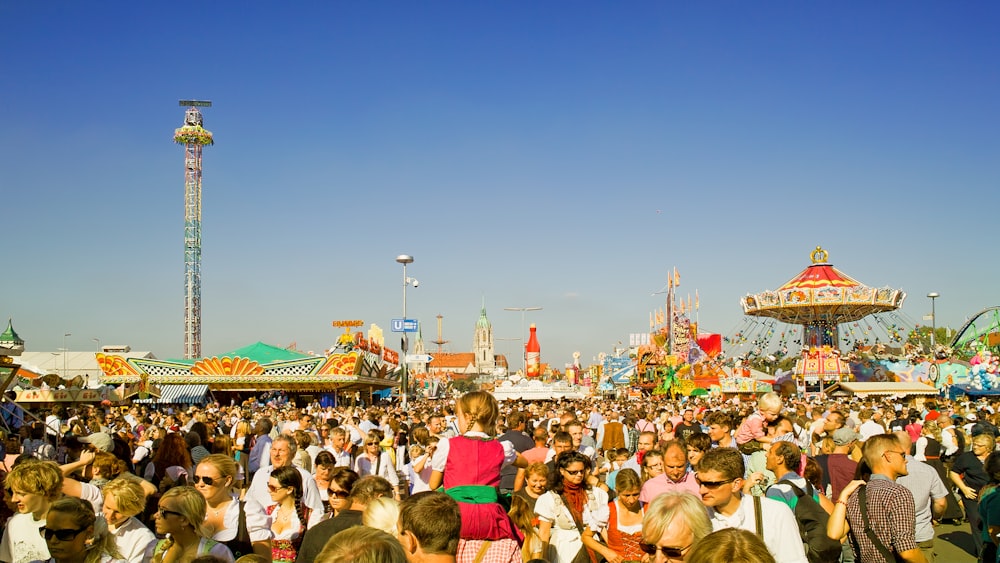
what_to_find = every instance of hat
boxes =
[78,432,113,452]
[925,411,941,422]
[832,428,861,447]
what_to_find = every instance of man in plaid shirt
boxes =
[828,433,926,563]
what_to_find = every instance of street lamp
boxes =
[62,333,71,377]
[504,307,542,375]
[927,292,940,351]
[396,254,417,410]
[92,338,101,353]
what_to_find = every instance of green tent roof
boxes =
[168,342,314,365]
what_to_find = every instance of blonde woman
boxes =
[145,486,235,563]
[193,454,270,560]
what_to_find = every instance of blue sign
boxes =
[391,319,419,332]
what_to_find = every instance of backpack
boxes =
[782,480,842,563]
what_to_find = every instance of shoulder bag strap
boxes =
[753,495,763,540]
[236,500,250,542]
[858,485,897,563]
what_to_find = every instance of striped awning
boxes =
[134,384,209,404]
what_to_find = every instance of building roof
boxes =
[167,341,314,365]
[824,381,940,397]
[428,352,476,368]
[0,320,23,346]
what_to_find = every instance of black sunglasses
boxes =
[695,477,737,488]
[192,475,218,486]
[157,508,184,519]
[639,542,691,558]
[563,468,586,476]
[328,489,350,499]
[40,527,87,542]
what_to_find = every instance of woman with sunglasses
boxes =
[100,477,155,563]
[536,450,609,563]
[145,486,235,563]
[40,496,124,563]
[322,467,358,519]
[266,466,322,563]
[353,430,399,497]
[193,455,270,560]
[0,459,64,563]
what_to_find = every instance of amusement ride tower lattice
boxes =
[174,100,213,359]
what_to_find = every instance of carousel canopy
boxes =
[741,247,905,325]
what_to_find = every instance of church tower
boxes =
[473,300,495,374]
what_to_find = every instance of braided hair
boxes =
[456,391,500,437]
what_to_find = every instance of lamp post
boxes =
[927,292,940,351]
[92,338,101,353]
[62,333,71,377]
[396,254,416,411]
[503,307,542,375]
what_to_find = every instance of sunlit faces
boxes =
[647,515,693,563]
[526,473,548,496]
[566,424,584,447]
[561,462,587,485]
[765,443,781,473]
[662,447,688,482]
[41,511,91,560]
[696,469,741,509]
[824,414,844,432]
[102,495,130,527]
[617,488,641,511]
[642,453,665,478]
[331,434,347,450]
[553,440,574,456]
[270,442,292,467]
[268,479,291,499]
[193,463,229,496]
[637,435,656,452]
[9,488,47,515]
[686,447,705,468]
[153,501,187,535]
[761,408,782,423]
[327,485,350,511]
[880,447,909,476]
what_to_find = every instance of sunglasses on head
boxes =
[639,542,690,558]
[40,526,87,542]
[328,489,350,499]
[192,475,219,486]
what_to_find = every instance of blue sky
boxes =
[2,2,997,367]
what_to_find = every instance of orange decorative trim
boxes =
[191,356,265,375]
[96,353,140,376]
[316,351,362,376]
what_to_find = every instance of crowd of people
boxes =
[0,387,997,563]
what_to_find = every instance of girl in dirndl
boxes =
[428,391,528,563]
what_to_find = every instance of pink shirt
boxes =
[639,469,701,504]
[734,411,767,445]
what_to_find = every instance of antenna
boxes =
[431,314,450,354]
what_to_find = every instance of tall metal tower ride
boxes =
[174,100,213,359]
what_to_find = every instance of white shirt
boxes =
[707,494,809,563]
[110,516,156,563]
[859,420,886,441]
[246,465,325,519]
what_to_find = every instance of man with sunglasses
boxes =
[697,447,808,563]
[828,434,926,563]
